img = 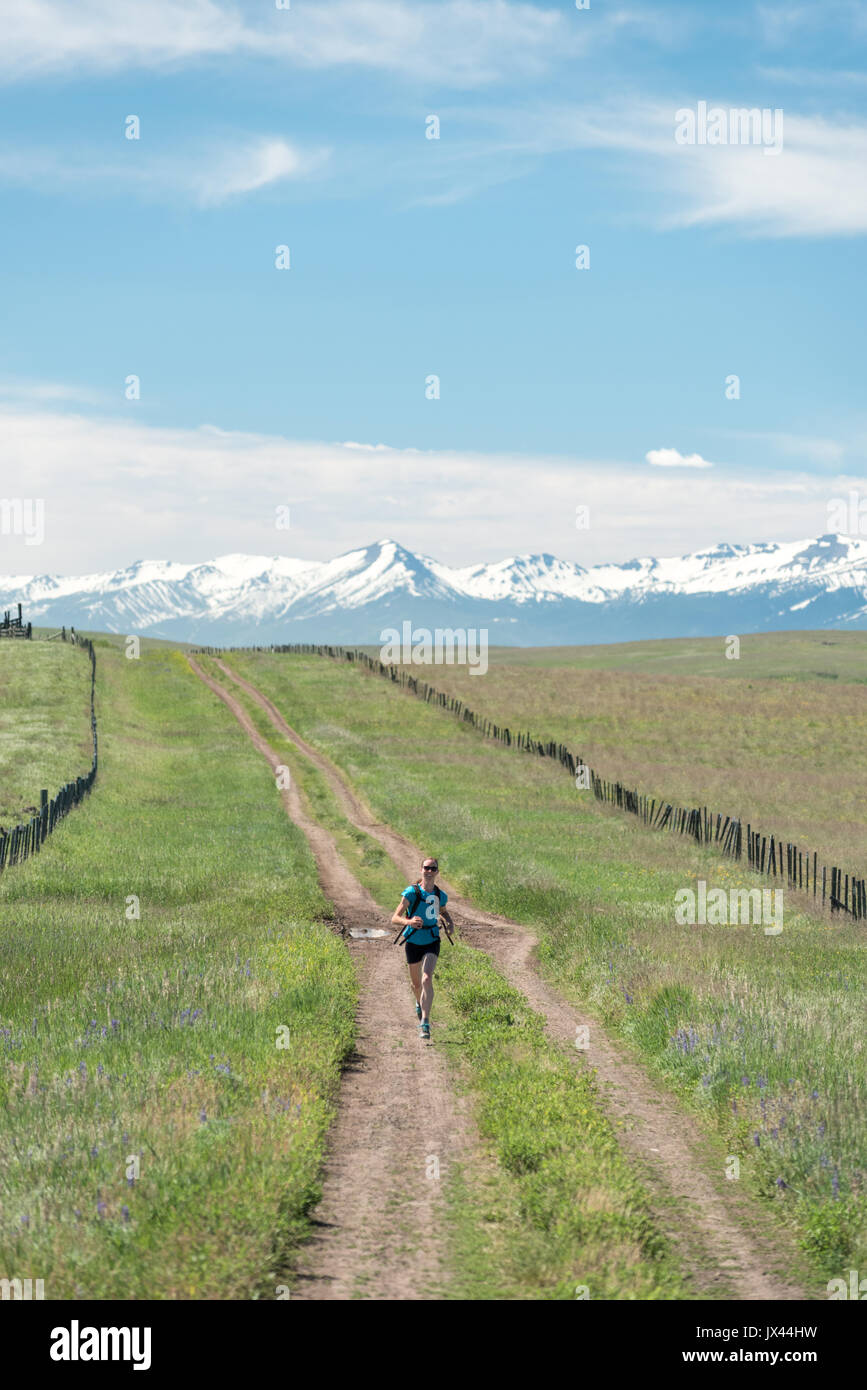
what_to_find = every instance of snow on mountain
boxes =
[2,534,867,646]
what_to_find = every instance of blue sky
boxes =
[0,0,866,573]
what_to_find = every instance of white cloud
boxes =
[0,0,583,87]
[0,400,862,574]
[454,100,867,236]
[0,134,326,204]
[190,137,327,204]
[646,448,714,469]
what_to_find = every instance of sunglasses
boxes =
[422,865,438,872]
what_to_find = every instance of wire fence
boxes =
[194,640,866,921]
[0,630,98,874]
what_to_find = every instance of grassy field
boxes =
[0,640,93,823]
[224,649,866,1286]
[197,654,689,1299]
[356,631,867,879]
[0,641,356,1299]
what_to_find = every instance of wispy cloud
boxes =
[443,99,867,236]
[0,133,327,204]
[0,0,585,87]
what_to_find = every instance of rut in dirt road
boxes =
[213,657,807,1302]
[187,656,475,1302]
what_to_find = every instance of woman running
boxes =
[392,857,454,1039]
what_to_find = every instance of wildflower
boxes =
[775,1177,787,1190]
[110,1020,119,1031]
[818,1122,826,1137]
[741,1076,749,1086]
[753,1133,760,1147]
[97,1201,107,1217]
[757,1076,767,1088]
[199,1110,207,1123]
[810,1089,819,1100]
[122,1206,130,1223]
[90,1146,98,1158]
[21,1214,29,1227]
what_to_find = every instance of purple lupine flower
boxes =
[97,1200,107,1217]
[21,1214,29,1226]
[771,1128,779,1139]
[199,1109,207,1123]
[810,1089,819,1100]
[90,1146,98,1157]
[775,1177,787,1189]
[74,1209,81,1220]
[818,1122,826,1137]
[741,1076,750,1086]
[757,1076,767,1088]
[122,1206,130,1223]
[753,1133,761,1147]
[110,1020,119,1031]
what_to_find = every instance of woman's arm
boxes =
[391,896,424,928]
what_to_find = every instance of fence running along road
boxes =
[193,641,866,922]
[0,631,98,874]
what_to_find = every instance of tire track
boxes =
[187,656,475,1301]
[213,656,806,1301]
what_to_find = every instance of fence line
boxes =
[192,641,866,922]
[0,630,98,874]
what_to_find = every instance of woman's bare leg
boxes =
[419,951,437,1023]
[408,959,423,1005]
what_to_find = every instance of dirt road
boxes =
[210,656,806,1301]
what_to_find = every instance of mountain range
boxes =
[2,534,867,646]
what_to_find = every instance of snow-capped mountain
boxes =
[2,535,867,646]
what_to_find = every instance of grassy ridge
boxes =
[0,640,93,822]
[0,644,356,1299]
[199,656,687,1299]
[225,650,866,1285]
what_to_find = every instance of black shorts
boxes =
[404,940,440,966]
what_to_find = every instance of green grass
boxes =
[359,629,867,679]
[359,630,867,876]
[0,639,93,822]
[196,658,688,1299]
[224,649,866,1286]
[0,644,356,1300]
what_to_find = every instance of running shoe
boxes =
[420,1020,431,1040]
[415,1002,422,1020]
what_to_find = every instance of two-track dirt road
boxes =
[191,654,806,1301]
